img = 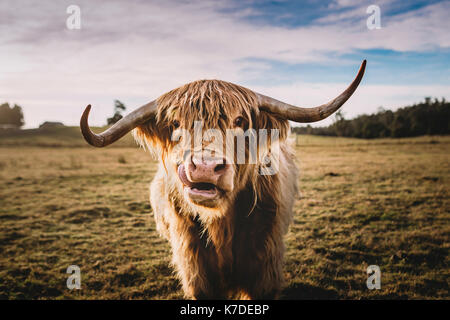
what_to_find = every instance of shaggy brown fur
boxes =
[133,80,297,299]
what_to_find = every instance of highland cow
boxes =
[80,60,366,299]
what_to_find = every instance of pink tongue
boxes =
[178,164,194,187]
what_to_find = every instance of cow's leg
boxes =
[234,234,285,300]
[171,245,225,299]
[237,288,279,300]
[168,215,225,299]
[238,268,282,300]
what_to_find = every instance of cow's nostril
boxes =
[214,160,227,173]
[214,164,225,172]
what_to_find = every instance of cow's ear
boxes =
[133,120,171,153]
[254,110,290,141]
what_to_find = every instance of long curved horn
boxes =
[255,60,366,123]
[80,100,157,147]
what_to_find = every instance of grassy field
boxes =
[0,129,448,299]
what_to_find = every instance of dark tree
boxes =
[293,97,450,139]
[107,100,127,125]
[0,103,25,128]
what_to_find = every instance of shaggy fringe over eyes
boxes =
[133,79,290,154]
[158,79,258,129]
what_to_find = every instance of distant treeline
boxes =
[293,97,449,138]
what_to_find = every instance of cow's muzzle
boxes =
[177,155,233,205]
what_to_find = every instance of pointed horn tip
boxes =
[360,60,367,73]
[80,104,105,148]
[353,59,367,87]
[346,59,366,92]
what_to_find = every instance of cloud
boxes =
[2,0,449,60]
[0,0,448,128]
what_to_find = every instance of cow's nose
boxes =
[187,156,229,184]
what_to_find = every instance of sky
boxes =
[1,0,449,128]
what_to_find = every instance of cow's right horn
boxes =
[80,100,158,147]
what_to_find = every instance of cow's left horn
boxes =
[80,100,158,147]
[255,60,366,123]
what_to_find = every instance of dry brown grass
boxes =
[0,134,448,299]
